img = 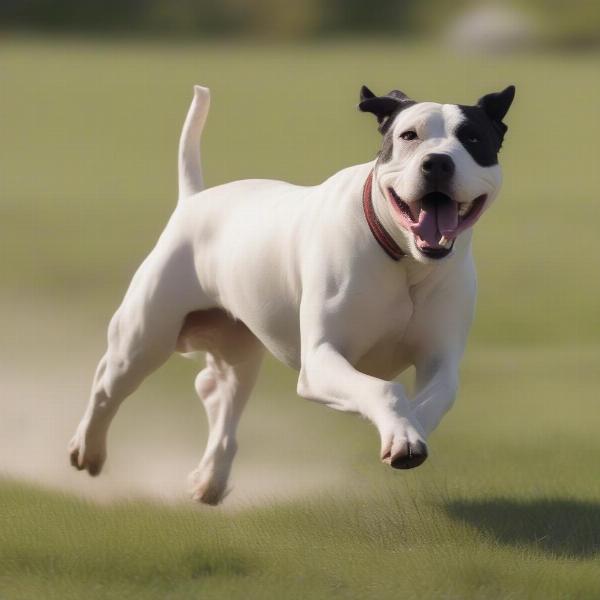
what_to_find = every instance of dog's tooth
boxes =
[458,202,472,217]
[439,236,452,249]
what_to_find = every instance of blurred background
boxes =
[1,0,599,507]
[2,0,600,47]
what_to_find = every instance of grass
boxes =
[1,36,599,598]
[2,467,600,600]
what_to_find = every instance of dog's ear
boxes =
[360,85,376,102]
[387,89,411,102]
[477,85,516,123]
[359,86,413,134]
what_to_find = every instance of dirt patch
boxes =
[0,298,346,507]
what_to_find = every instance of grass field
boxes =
[1,37,599,598]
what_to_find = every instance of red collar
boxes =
[362,170,405,261]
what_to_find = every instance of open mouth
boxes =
[387,189,487,259]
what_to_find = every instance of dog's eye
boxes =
[400,130,418,141]
[468,135,480,143]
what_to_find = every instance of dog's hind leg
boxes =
[69,241,206,477]
[180,310,263,505]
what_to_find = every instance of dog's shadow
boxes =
[444,497,600,558]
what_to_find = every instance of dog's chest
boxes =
[352,298,416,379]
[328,271,418,378]
[350,264,445,378]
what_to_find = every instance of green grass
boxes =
[2,423,600,600]
[1,37,599,599]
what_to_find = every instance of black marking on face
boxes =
[456,86,515,167]
[455,106,504,167]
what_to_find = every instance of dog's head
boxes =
[359,85,515,262]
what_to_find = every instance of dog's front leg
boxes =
[412,355,460,437]
[410,259,476,437]
[298,343,427,469]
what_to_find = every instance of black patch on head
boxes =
[455,106,503,167]
[358,85,416,163]
[456,86,515,167]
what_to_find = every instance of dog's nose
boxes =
[421,153,455,183]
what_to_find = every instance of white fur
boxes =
[69,88,503,504]
[178,86,211,200]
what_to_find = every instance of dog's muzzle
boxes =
[388,188,487,258]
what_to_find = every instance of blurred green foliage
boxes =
[0,0,417,38]
[1,0,599,44]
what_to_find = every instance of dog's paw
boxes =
[187,468,229,506]
[68,429,106,477]
[382,439,428,469]
[380,420,428,470]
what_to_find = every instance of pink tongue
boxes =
[411,196,458,248]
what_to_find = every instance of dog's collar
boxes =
[362,170,405,261]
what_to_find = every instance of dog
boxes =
[69,83,515,504]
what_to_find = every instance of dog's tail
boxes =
[178,85,211,202]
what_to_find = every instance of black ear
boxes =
[358,85,413,134]
[360,85,376,102]
[358,95,400,124]
[477,85,515,123]
[387,89,411,102]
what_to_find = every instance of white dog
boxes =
[69,83,515,504]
